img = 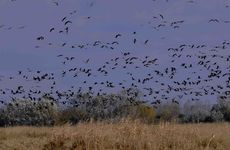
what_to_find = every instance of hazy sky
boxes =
[0,0,230,103]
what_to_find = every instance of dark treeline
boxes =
[0,88,229,127]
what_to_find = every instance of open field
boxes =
[0,121,229,150]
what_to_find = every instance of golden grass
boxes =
[0,120,229,150]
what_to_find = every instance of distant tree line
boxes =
[0,89,230,126]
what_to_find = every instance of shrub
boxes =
[210,104,224,122]
[3,98,58,126]
[157,102,180,122]
[57,107,90,125]
[0,109,7,127]
[60,89,156,124]
[210,96,230,122]
[182,101,211,123]
[134,104,156,123]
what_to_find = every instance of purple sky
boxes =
[0,0,230,103]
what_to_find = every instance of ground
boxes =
[0,121,229,150]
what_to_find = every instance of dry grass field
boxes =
[0,120,229,150]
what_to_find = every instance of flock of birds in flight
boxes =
[1,0,230,108]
